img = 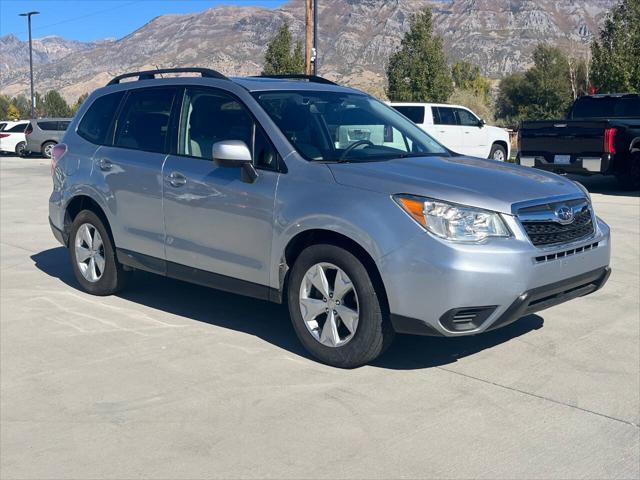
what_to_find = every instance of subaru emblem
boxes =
[555,205,574,224]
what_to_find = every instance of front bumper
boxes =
[380,217,611,337]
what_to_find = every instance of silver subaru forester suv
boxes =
[49,68,611,368]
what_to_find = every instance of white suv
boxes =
[0,121,29,156]
[390,103,510,161]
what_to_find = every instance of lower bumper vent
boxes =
[440,306,497,332]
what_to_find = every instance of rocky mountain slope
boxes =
[0,0,615,101]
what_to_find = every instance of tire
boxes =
[615,152,640,191]
[41,141,56,159]
[15,141,26,157]
[489,144,507,162]
[287,244,394,368]
[69,210,129,296]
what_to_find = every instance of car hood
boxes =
[328,155,584,214]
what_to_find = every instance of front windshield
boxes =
[252,90,449,162]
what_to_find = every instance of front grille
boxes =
[518,199,595,247]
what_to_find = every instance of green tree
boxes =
[262,22,305,75]
[0,95,9,120]
[11,95,31,119]
[495,45,572,123]
[386,8,453,102]
[71,93,89,115]
[451,61,491,101]
[43,90,71,117]
[591,0,640,93]
[7,104,21,121]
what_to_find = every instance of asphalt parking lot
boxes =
[1,155,638,479]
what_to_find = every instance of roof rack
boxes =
[252,74,338,85]
[107,67,227,86]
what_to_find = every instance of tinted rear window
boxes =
[392,106,425,124]
[78,92,124,145]
[570,96,640,119]
[114,87,177,153]
[434,107,457,125]
[37,121,58,131]
[6,123,27,133]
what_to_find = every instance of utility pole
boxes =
[313,0,318,75]
[305,0,313,75]
[19,11,39,118]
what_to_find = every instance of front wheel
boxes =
[489,144,507,162]
[287,244,394,368]
[69,210,129,295]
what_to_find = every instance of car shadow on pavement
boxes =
[32,247,544,370]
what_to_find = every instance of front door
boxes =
[455,108,487,158]
[161,87,280,288]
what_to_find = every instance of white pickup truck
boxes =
[390,102,510,161]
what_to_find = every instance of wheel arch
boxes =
[63,195,115,248]
[630,136,640,153]
[281,229,389,314]
[491,140,509,159]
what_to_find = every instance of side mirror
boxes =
[212,140,258,183]
[478,118,486,128]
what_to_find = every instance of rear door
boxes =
[93,86,178,262]
[430,107,461,152]
[161,86,279,288]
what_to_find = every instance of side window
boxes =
[456,108,479,127]
[58,121,71,131]
[37,121,58,131]
[179,88,279,170]
[436,107,457,126]
[6,123,27,133]
[78,92,124,145]
[114,87,176,153]
[431,107,441,125]
[393,106,425,124]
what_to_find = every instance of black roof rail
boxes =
[252,74,338,85]
[107,67,227,86]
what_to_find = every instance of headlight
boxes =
[393,195,511,242]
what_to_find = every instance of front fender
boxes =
[269,165,422,290]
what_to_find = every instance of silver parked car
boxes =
[24,117,71,158]
[49,68,611,368]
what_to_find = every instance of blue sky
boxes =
[1,0,285,42]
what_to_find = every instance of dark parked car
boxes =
[517,93,640,189]
[24,118,72,158]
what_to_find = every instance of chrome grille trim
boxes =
[517,197,595,247]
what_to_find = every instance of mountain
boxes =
[0,34,113,72]
[0,0,615,102]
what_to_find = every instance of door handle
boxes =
[97,158,112,171]
[167,171,187,187]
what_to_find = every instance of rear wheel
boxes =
[15,141,26,156]
[42,141,56,159]
[615,152,640,191]
[287,244,394,368]
[489,144,507,161]
[69,210,129,295]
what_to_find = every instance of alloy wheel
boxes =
[299,262,359,347]
[74,223,105,283]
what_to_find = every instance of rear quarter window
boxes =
[78,91,124,145]
[6,123,27,133]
